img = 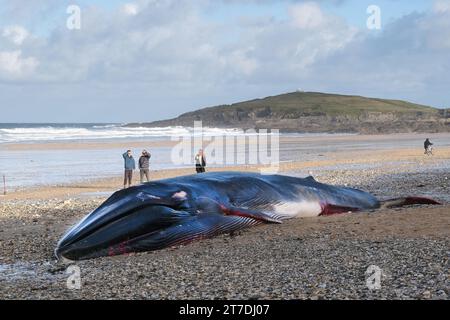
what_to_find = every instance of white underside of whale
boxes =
[273,200,322,218]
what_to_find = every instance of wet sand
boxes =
[0,135,449,300]
[3,132,450,151]
[3,145,450,202]
[2,132,450,191]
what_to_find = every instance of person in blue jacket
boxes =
[123,150,136,188]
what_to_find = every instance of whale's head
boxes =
[55,182,196,261]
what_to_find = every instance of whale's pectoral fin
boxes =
[219,205,282,224]
[380,196,441,208]
[195,196,282,224]
[320,203,361,216]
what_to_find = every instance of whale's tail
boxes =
[380,196,442,208]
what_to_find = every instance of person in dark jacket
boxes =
[424,138,433,155]
[123,150,136,188]
[195,149,206,173]
[139,150,151,183]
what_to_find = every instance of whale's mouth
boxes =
[56,203,192,261]
[55,186,193,261]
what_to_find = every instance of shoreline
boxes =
[2,132,450,192]
[2,132,450,151]
[3,145,450,201]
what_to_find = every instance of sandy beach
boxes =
[0,134,449,299]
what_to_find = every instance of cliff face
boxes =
[128,92,450,134]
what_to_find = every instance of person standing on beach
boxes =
[424,138,433,155]
[139,150,151,183]
[123,150,136,188]
[195,149,206,173]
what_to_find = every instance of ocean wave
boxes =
[0,125,253,143]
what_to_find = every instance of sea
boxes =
[0,123,245,143]
[0,123,249,190]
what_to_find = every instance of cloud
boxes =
[289,2,325,29]
[433,0,450,13]
[122,3,139,16]
[0,50,38,78]
[2,25,29,45]
[0,0,358,84]
[298,2,450,107]
[229,1,356,83]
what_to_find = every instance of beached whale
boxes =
[55,172,440,261]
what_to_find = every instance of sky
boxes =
[0,0,449,123]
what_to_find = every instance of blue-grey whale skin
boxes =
[55,172,436,261]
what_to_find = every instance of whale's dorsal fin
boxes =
[305,176,317,182]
